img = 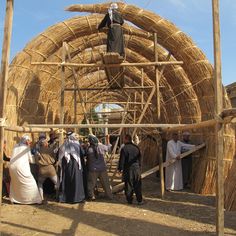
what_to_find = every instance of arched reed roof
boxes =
[6,2,230,126]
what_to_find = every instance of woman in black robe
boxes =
[58,132,85,203]
[98,3,125,57]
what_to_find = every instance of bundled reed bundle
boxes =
[191,124,235,194]
[138,135,160,170]
[224,122,236,210]
[225,156,236,211]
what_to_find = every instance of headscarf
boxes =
[108,3,118,23]
[38,137,47,146]
[88,134,99,146]
[58,132,82,168]
[88,134,100,159]
[67,132,78,142]
[19,134,31,145]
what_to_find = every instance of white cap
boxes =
[20,134,31,144]
[110,3,118,9]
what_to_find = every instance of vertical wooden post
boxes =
[73,89,77,133]
[0,0,14,224]
[132,86,155,138]
[64,43,93,134]
[154,33,160,120]
[110,99,130,179]
[159,132,165,198]
[134,92,137,124]
[59,42,66,145]
[141,68,144,110]
[212,0,224,235]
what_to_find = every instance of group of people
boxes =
[3,132,143,205]
[2,129,196,206]
[3,132,110,204]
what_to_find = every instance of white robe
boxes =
[165,140,195,191]
[9,144,42,204]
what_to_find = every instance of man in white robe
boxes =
[9,135,42,204]
[165,133,195,191]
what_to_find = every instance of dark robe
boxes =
[181,140,192,187]
[3,152,10,196]
[98,10,125,56]
[59,155,85,203]
[80,147,88,199]
[118,142,142,204]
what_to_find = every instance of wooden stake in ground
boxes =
[212,0,224,235]
[0,0,14,227]
[158,136,165,199]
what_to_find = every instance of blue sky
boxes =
[0,0,235,86]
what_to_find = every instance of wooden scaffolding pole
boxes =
[158,134,165,199]
[0,0,14,226]
[109,99,130,178]
[31,60,184,68]
[132,86,156,138]
[82,101,152,105]
[212,0,224,235]
[64,86,154,91]
[141,68,144,109]
[59,42,66,145]
[153,33,164,196]
[64,43,93,134]
[26,119,219,130]
[134,92,137,123]
[5,126,54,133]
[154,33,160,119]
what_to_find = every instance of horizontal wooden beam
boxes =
[77,110,135,115]
[31,60,183,68]
[25,119,219,129]
[5,126,55,133]
[83,101,152,105]
[112,143,206,193]
[64,86,155,91]
[162,119,218,132]
[26,123,184,129]
[4,119,221,133]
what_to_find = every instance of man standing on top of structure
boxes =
[98,3,125,57]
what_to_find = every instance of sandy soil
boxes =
[1,176,236,236]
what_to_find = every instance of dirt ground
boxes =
[1,176,236,236]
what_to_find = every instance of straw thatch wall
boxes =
[224,83,236,210]
[4,2,235,195]
[226,82,236,108]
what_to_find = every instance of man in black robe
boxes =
[181,132,193,188]
[98,3,125,57]
[118,134,143,205]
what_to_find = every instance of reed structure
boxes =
[0,1,236,235]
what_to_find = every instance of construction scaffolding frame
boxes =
[0,1,236,235]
